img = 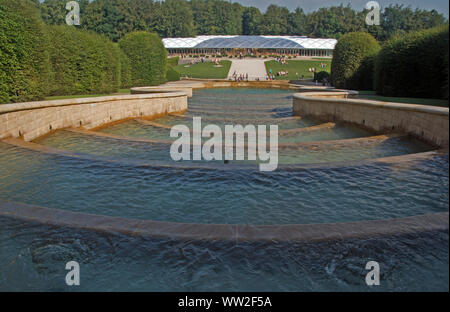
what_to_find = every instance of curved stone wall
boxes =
[0,92,188,142]
[0,200,447,242]
[0,82,448,242]
[293,91,449,147]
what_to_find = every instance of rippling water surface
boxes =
[0,88,448,291]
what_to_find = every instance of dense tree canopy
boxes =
[38,0,448,42]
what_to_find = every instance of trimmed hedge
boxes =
[330,32,380,90]
[46,25,121,96]
[0,0,51,103]
[119,47,132,88]
[374,25,449,99]
[167,57,180,67]
[314,71,330,83]
[119,32,168,87]
[166,66,181,82]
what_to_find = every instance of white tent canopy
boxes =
[163,35,337,50]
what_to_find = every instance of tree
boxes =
[258,5,290,35]
[190,0,215,35]
[305,5,361,39]
[287,8,307,35]
[156,0,195,37]
[242,6,262,35]
[82,0,125,41]
[40,0,89,26]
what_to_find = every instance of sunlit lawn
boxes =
[173,60,232,79]
[265,59,332,80]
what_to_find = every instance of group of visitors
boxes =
[275,56,288,65]
[277,71,289,77]
[232,71,249,82]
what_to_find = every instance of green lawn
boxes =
[358,91,449,107]
[44,89,130,101]
[173,60,232,79]
[265,59,332,80]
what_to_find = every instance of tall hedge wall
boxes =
[118,47,132,89]
[46,25,121,96]
[374,25,449,99]
[119,32,168,87]
[0,2,171,104]
[0,0,51,103]
[330,32,381,90]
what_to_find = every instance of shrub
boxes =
[330,32,381,90]
[166,66,181,82]
[46,25,121,96]
[119,32,167,87]
[314,71,330,83]
[0,0,51,103]
[374,25,449,99]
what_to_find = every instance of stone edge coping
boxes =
[2,137,448,172]
[0,200,447,242]
[293,92,449,116]
[65,128,406,150]
[0,91,188,115]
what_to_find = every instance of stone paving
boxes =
[227,59,268,80]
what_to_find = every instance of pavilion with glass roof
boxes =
[163,35,337,57]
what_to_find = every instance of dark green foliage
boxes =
[374,25,449,99]
[0,0,51,103]
[46,25,121,96]
[314,71,330,83]
[242,6,263,35]
[355,54,378,91]
[38,1,448,41]
[119,48,132,89]
[166,66,181,82]
[119,32,167,87]
[330,32,380,90]
[166,57,180,82]
[40,0,89,26]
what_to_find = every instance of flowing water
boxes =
[0,88,448,291]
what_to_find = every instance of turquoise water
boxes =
[0,88,448,291]
[0,142,448,224]
[0,218,448,292]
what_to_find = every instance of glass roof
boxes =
[163,36,337,50]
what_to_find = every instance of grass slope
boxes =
[173,61,232,79]
[265,59,331,80]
